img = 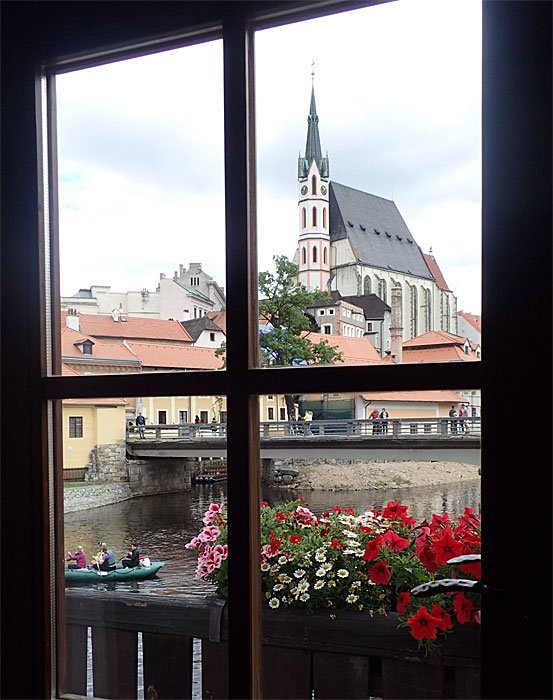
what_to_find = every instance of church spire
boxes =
[298,65,329,180]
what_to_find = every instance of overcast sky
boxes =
[56,0,482,313]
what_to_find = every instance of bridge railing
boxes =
[127,416,481,440]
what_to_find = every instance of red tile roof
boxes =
[206,310,227,333]
[303,333,382,365]
[361,390,465,403]
[458,310,482,333]
[126,341,224,370]
[403,330,469,348]
[423,253,451,292]
[61,326,140,364]
[62,311,192,343]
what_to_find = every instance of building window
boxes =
[302,246,306,264]
[323,324,332,334]
[179,410,188,423]
[68,416,83,438]
[312,206,317,227]
[323,246,327,264]
[322,207,327,229]
[367,321,373,332]
[82,340,93,355]
[311,174,317,194]
[302,207,306,228]
[363,275,371,295]
[191,277,200,286]
[210,332,216,342]
[279,407,286,421]
[267,407,274,420]
[410,285,418,337]
[158,410,167,424]
[328,308,335,315]
[200,410,209,424]
[318,309,326,316]
[312,246,317,263]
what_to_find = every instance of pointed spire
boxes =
[298,63,329,180]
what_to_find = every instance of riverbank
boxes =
[273,459,480,491]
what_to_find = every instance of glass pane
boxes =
[62,394,229,698]
[55,40,226,375]
[258,389,481,699]
[255,0,481,369]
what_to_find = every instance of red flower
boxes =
[260,501,269,508]
[330,538,341,549]
[289,535,302,544]
[362,535,382,562]
[432,525,464,565]
[343,507,356,515]
[430,512,450,532]
[453,593,474,624]
[430,604,453,631]
[396,592,411,614]
[319,528,329,536]
[381,530,411,552]
[459,561,481,579]
[418,545,438,573]
[382,501,409,520]
[406,606,442,640]
[368,560,391,585]
[331,506,342,513]
[275,512,286,521]
[359,525,373,534]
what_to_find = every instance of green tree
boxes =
[259,255,343,419]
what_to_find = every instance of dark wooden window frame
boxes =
[1,2,551,700]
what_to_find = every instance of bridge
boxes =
[126,417,481,466]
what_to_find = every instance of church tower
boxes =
[297,75,330,291]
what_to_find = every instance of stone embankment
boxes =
[271,458,480,491]
[64,483,133,514]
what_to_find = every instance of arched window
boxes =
[322,207,327,229]
[302,247,306,265]
[378,278,387,303]
[323,247,327,264]
[363,275,371,295]
[410,285,418,337]
[312,206,317,227]
[301,207,306,228]
[312,246,318,263]
[311,175,317,195]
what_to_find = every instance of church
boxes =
[293,83,458,343]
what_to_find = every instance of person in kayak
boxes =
[93,543,117,572]
[122,543,140,568]
[65,545,87,569]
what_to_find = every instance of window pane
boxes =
[55,40,226,375]
[255,0,481,369]
[257,390,481,699]
[62,394,230,697]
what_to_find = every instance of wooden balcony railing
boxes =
[64,589,480,699]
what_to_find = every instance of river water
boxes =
[64,479,481,597]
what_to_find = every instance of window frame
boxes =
[1,2,552,700]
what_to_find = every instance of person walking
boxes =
[458,405,468,433]
[449,405,458,434]
[379,408,389,435]
[303,410,313,436]
[370,408,380,435]
[136,412,146,439]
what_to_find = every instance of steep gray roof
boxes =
[340,294,391,319]
[298,86,329,180]
[180,316,223,342]
[329,182,434,280]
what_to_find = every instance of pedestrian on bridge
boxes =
[136,412,146,439]
[379,408,389,435]
[449,405,458,434]
[370,408,380,435]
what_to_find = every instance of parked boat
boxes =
[65,561,165,584]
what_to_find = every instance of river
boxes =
[64,479,481,596]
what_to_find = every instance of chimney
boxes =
[65,308,80,331]
[390,286,403,364]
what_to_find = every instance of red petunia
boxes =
[331,506,342,513]
[330,538,342,549]
[359,525,373,534]
[396,591,411,614]
[368,560,392,585]
[362,535,382,562]
[382,501,409,520]
[289,535,302,544]
[430,512,450,532]
[406,606,442,640]
[430,603,453,631]
[418,545,438,573]
[453,592,474,624]
[275,512,286,521]
[381,530,411,552]
[432,525,464,565]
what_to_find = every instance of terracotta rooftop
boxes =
[61,326,140,364]
[361,390,465,403]
[207,310,227,333]
[126,341,224,370]
[458,310,482,333]
[403,330,473,349]
[423,253,451,292]
[62,311,192,343]
[304,333,382,365]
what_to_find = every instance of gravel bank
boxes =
[279,460,480,491]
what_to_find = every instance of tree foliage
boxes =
[258,255,343,369]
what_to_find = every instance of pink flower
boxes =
[199,525,221,542]
[202,503,223,526]
[185,536,202,550]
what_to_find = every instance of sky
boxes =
[55,0,482,313]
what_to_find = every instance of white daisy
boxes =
[314,580,325,590]
[337,569,349,578]
[294,569,306,578]
[269,598,280,609]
